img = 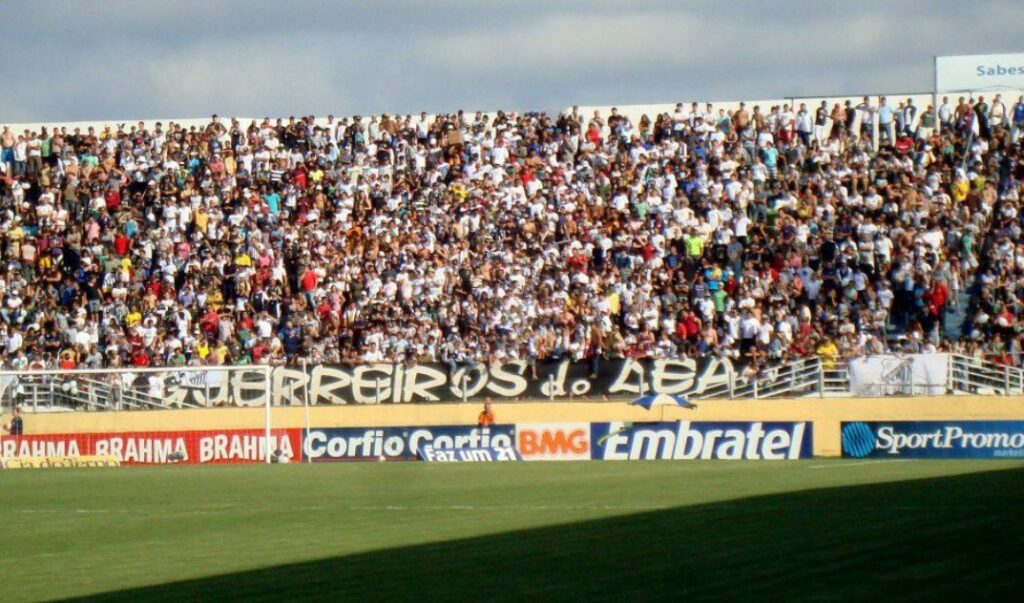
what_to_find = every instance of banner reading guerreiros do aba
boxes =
[302,425,517,461]
[590,421,812,460]
[842,421,1024,459]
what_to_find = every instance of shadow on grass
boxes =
[70,466,1024,602]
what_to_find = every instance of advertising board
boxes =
[0,429,301,465]
[516,423,591,461]
[590,421,812,460]
[842,421,1024,459]
[936,53,1024,93]
[302,425,517,461]
[418,446,522,462]
[1,455,121,469]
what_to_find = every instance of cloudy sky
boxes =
[2,0,1021,123]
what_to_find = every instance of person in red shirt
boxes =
[300,266,318,305]
[113,232,131,256]
[131,349,150,367]
[925,279,949,332]
[105,187,121,211]
[200,309,220,336]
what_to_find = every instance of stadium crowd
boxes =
[1,93,1024,373]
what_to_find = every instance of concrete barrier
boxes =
[19,396,1024,457]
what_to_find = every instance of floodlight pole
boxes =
[303,359,312,464]
[264,364,272,464]
[934,56,940,136]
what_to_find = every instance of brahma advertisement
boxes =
[1,429,301,465]
[842,421,1024,459]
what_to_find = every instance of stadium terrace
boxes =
[2,93,1024,376]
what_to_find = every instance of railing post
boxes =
[818,361,825,398]
[948,353,954,393]
[728,370,735,399]
[375,378,382,404]
[753,377,759,399]
[461,373,468,404]
[547,374,554,401]
[1004,364,1010,396]
[909,367,915,396]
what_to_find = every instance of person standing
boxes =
[938,96,954,134]
[989,94,1007,136]
[477,399,495,427]
[796,103,813,147]
[1012,95,1024,144]
[813,101,829,145]
[3,406,24,436]
[877,97,895,145]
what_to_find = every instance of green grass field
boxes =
[3,460,1024,601]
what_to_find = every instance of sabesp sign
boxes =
[936,53,1024,93]
[517,423,590,461]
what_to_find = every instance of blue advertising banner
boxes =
[418,446,522,462]
[841,421,1024,459]
[590,421,812,460]
[302,425,517,461]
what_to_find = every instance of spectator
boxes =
[3,406,24,436]
[477,399,495,427]
[0,92,1018,375]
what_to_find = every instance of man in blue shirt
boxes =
[263,188,281,216]
[1012,95,1024,145]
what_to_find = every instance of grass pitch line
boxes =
[15,503,676,516]
[807,459,912,469]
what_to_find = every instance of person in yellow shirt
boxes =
[685,230,704,258]
[194,205,209,235]
[951,170,969,203]
[816,337,839,369]
[213,342,230,364]
[195,338,210,360]
[606,291,621,315]
[124,306,143,328]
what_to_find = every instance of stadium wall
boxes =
[11,85,1024,137]
[21,396,1024,457]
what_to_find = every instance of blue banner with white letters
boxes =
[590,421,812,460]
[418,446,522,462]
[302,425,517,461]
[842,421,1024,459]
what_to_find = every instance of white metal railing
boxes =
[948,354,1024,396]
[0,366,271,412]
[0,354,1021,411]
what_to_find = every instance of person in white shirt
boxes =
[796,103,813,147]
